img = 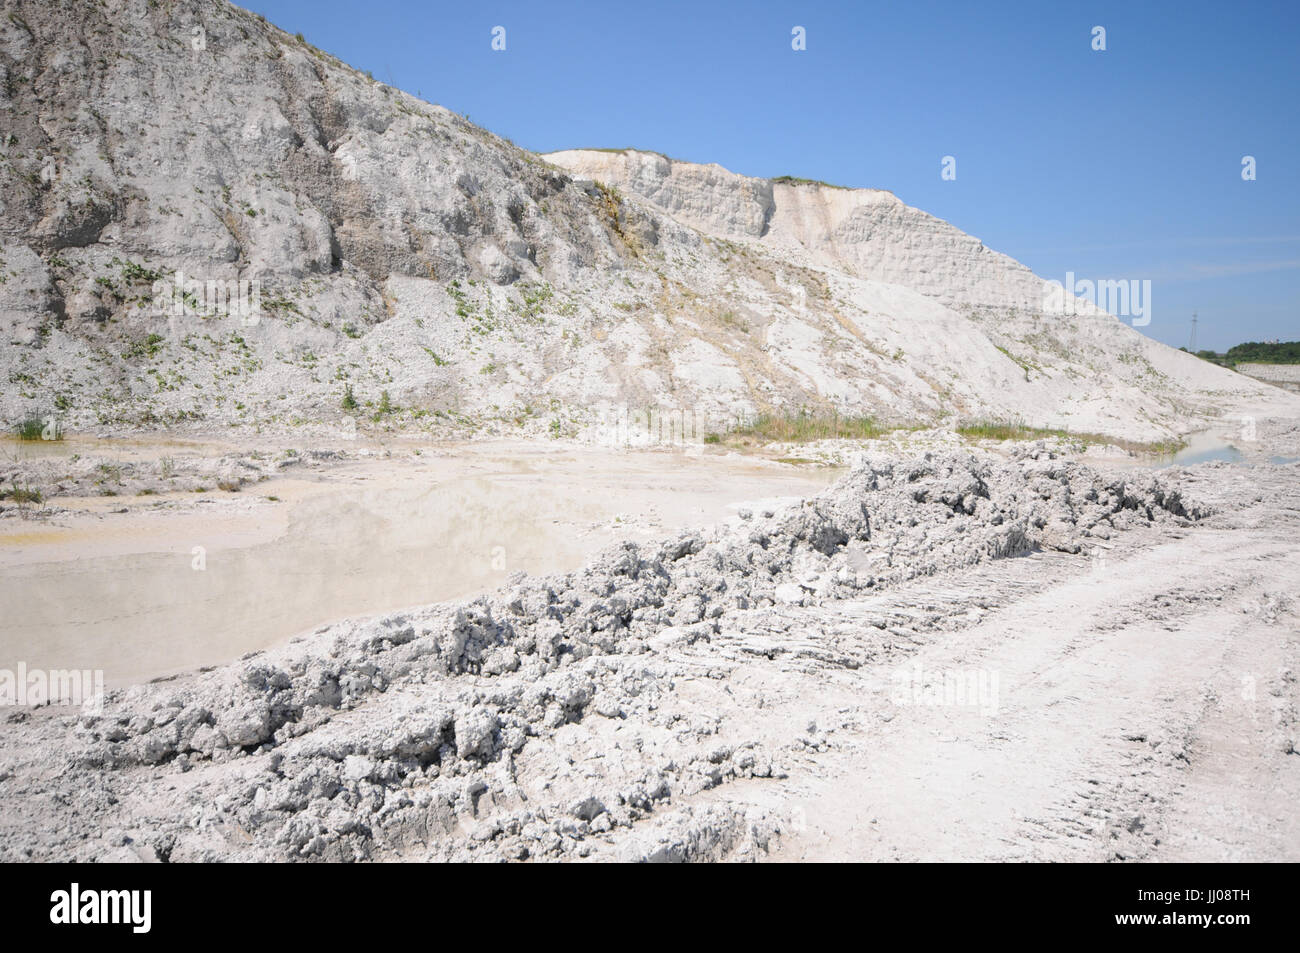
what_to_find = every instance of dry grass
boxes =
[726,411,888,443]
[956,418,1185,456]
[955,419,1069,442]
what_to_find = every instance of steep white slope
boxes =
[544,148,1300,437]
[0,0,1293,446]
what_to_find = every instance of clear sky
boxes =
[240,0,1299,352]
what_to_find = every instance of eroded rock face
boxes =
[0,453,1208,862]
[549,150,779,242]
[544,148,1048,311]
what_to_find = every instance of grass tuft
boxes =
[14,416,45,440]
[955,419,1068,442]
[728,411,887,443]
[1,483,42,504]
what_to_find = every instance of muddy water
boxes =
[1099,430,1247,470]
[0,445,838,688]
[1153,433,1245,468]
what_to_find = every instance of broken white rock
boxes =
[773,584,808,606]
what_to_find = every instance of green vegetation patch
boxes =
[955,418,1186,456]
[1188,340,1300,367]
[727,411,887,443]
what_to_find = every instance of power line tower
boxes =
[1188,312,1198,352]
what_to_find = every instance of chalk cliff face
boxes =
[544,149,1047,311]
[0,0,1293,442]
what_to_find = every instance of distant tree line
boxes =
[1183,340,1300,366]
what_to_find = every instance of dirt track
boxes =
[758,488,1300,861]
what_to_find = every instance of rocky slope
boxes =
[1,0,1294,444]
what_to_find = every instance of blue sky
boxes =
[241,0,1299,351]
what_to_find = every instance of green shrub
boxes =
[118,259,163,284]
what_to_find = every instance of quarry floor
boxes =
[1,421,1297,862]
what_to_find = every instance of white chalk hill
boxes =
[0,0,1291,441]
